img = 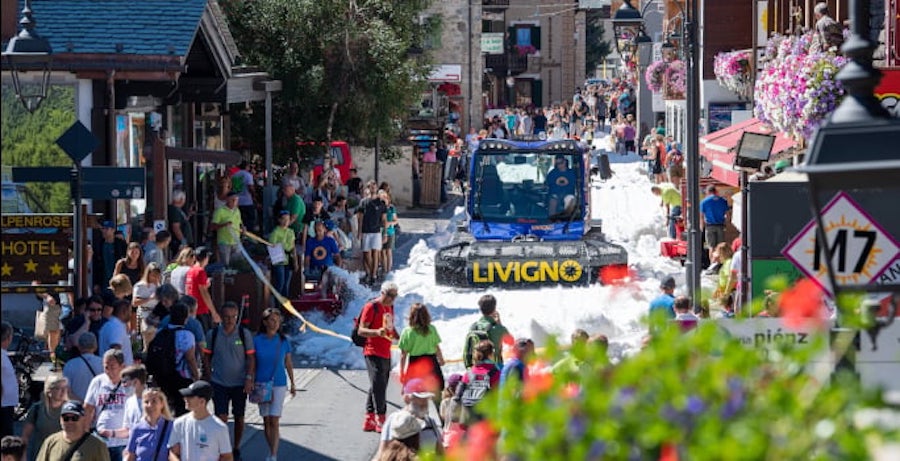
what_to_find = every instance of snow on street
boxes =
[291,140,686,371]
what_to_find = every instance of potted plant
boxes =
[754,33,847,140]
[714,50,753,100]
[664,60,686,100]
[644,60,667,93]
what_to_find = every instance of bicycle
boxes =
[8,327,50,420]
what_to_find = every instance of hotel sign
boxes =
[1,214,72,291]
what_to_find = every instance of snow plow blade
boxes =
[434,239,628,288]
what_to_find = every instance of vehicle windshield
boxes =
[472,151,582,223]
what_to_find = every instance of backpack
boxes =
[208,325,251,356]
[351,302,379,347]
[231,172,246,194]
[462,319,495,368]
[459,366,500,407]
[145,327,183,383]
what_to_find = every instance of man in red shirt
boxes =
[357,281,399,432]
[184,246,220,331]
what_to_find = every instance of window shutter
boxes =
[531,79,543,107]
[531,26,542,50]
[507,26,516,50]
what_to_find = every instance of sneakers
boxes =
[375,414,386,433]
[363,412,377,432]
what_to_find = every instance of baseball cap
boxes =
[61,400,85,416]
[279,209,291,217]
[660,276,676,289]
[179,380,214,400]
[390,410,424,441]
[402,378,435,399]
[101,220,116,229]
[226,191,239,198]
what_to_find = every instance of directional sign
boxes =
[81,167,146,200]
[56,121,99,164]
[782,192,900,297]
[11,167,72,183]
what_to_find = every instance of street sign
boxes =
[81,166,145,184]
[81,167,146,200]
[56,121,99,164]
[782,191,900,296]
[481,33,505,55]
[82,183,145,200]
[1,214,73,287]
[11,167,71,183]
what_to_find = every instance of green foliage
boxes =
[475,314,895,460]
[585,10,613,77]
[222,0,432,166]
[1,84,77,213]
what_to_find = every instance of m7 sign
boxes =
[783,192,900,297]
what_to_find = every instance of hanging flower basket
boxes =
[714,50,753,100]
[644,60,667,93]
[754,32,847,140]
[664,60,686,100]
[515,44,537,56]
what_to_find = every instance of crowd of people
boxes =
[0,283,298,460]
[353,287,611,460]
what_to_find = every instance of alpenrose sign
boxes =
[1,214,73,292]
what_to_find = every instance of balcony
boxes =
[483,0,510,10]
[484,52,528,75]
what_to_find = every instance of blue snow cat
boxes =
[434,138,628,288]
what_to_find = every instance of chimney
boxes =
[2,0,18,44]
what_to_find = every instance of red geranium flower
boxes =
[778,278,827,330]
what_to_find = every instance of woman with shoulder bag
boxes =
[124,388,173,461]
[268,210,297,299]
[253,308,296,461]
[21,376,69,461]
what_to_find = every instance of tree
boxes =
[222,0,432,165]
[1,84,76,213]
[585,9,613,78]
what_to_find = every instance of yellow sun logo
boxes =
[559,260,583,282]
[804,216,884,286]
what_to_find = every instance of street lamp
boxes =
[798,0,900,354]
[616,0,703,309]
[2,0,53,113]
[612,0,643,58]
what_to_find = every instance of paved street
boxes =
[238,369,405,461]
[235,197,460,460]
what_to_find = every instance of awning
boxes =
[699,117,797,187]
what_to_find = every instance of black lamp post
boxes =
[616,0,702,308]
[612,1,643,59]
[2,0,53,113]
[798,0,900,355]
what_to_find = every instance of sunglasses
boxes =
[385,291,398,298]
[62,415,81,422]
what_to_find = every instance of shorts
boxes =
[212,382,248,418]
[257,385,287,417]
[624,140,635,152]
[362,233,383,251]
[705,225,725,249]
[383,234,395,250]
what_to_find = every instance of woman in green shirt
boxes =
[269,210,297,299]
[398,303,445,403]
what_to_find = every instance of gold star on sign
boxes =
[49,263,64,276]
[1,263,11,277]
[24,259,38,273]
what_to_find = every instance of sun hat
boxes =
[390,410,423,441]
